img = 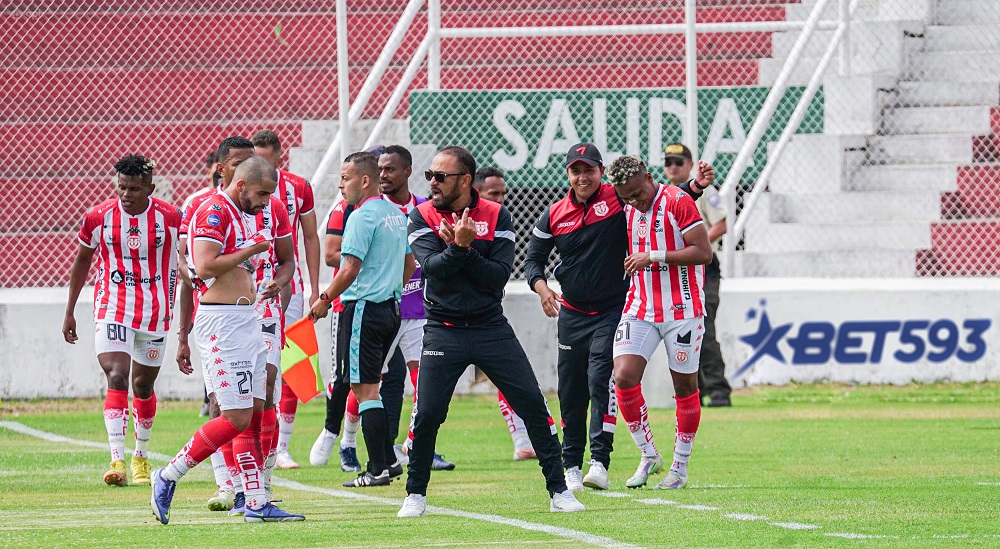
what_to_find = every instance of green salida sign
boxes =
[409,87,823,187]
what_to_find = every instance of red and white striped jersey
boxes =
[251,195,293,320]
[179,186,218,238]
[77,197,181,333]
[187,191,265,297]
[274,169,315,295]
[623,184,706,322]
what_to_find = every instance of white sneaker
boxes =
[550,490,585,513]
[582,460,609,490]
[654,469,688,490]
[564,466,584,493]
[275,450,300,470]
[310,429,339,466]
[626,454,664,488]
[393,444,409,467]
[397,494,426,517]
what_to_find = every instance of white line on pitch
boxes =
[825,533,893,539]
[592,492,634,498]
[771,522,821,530]
[0,421,641,549]
[724,513,768,521]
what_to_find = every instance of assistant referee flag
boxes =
[281,318,322,403]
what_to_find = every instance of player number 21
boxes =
[236,371,253,395]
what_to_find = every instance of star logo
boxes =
[734,300,792,380]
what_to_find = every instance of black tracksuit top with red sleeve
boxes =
[524,181,703,315]
[408,188,515,324]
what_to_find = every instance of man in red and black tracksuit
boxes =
[397,146,585,518]
[525,143,708,491]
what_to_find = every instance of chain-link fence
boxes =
[5,0,998,287]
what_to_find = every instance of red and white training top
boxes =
[623,184,706,323]
[187,191,268,298]
[274,169,315,295]
[179,186,218,238]
[251,195,293,320]
[77,197,181,333]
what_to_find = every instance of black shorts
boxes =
[336,299,401,385]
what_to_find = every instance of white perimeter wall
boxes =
[6,278,998,406]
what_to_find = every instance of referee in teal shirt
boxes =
[309,151,416,487]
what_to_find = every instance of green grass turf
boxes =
[2,383,1000,548]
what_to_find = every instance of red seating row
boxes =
[3,121,302,178]
[917,220,1000,277]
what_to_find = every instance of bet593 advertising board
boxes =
[717,279,1000,386]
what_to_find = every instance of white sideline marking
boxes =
[825,533,892,539]
[725,513,768,521]
[771,522,821,530]
[0,421,641,549]
[636,498,677,505]
[592,492,633,498]
[677,504,719,511]
[975,482,1000,486]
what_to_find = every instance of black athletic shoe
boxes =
[342,470,391,488]
[431,453,456,471]
[388,461,404,479]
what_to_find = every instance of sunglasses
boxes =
[424,170,467,182]
[664,158,687,168]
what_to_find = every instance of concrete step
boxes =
[865,134,972,165]
[735,249,917,277]
[895,80,999,107]
[924,24,1000,51]
[850,163,959,192]
[757,55,819,87]
[768,190,943,223]
[771,29,834,59]
[742,220,930,252]
[934,0,1000,24]
[882,105,993,135]
[908,51,1000,80]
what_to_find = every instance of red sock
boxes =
[616,384,658,457]
[103,389,129,462]
[222,439,242,492]
[675,391,701,435]
[261,407,278,460]
[233,411,265,509]
[132,392,157,458]
[279,383,298,416]
[162,415,241,481]
[409,367,419,392]
[346,390,359,416]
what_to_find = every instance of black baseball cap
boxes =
[364,145,386,158]
[566,143,603,167]
[663,142,693,161]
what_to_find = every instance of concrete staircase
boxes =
[741,0,1000,277]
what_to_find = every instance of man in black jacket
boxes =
[525,143,711,491]
[398,146,584,518]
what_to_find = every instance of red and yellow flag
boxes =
[280,318,322,403]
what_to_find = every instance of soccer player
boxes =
[63,154,180,487]
[176,136,255,512]
[662,142,732,408]
[473,167,535,461]
[252,130,321,469]
[151,156,305,524]
[606,155,713,490]
[197,149,220,417]
[398,146,584,517]
[307,151,415,488]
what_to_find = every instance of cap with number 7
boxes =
[566,142,603,167]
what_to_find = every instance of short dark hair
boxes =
[382,145,413,168]
[204,150,219,169]
[217,136,254,162]
[344,151,379,180]
[233,156,276,186]
[439,146,476,179]
[114,154,155,183]
[251,130,281,150]
[473,166,504,188]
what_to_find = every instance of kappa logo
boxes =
[593,200,609,217]
[210,346,220,353]
[216,369,227,376]
[213,357,224,365]
[475,221,489,236]
[210,335,218,342]
[219,381,230,388]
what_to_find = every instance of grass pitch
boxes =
[2,383,1000,548]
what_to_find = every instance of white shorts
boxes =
[612,316,705,374]
[285,292,304,325]
[194,304,267,411]
[260,318,281,367]
[397,318,426,363]
[94,322,166,367]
